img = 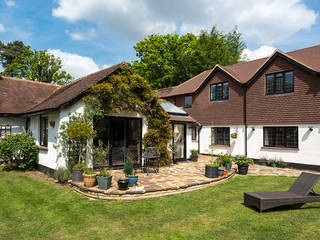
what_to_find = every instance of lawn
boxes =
[1,171,320,240]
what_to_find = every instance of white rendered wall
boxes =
[0,117,27,136]
[186,125,199,159]
[247,124,320,166]
[199,125,246,156]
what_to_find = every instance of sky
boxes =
[0,0,319,79]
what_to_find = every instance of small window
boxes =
[26,118,31,133]
[0,124,11,138]
[210,82,229,101]
[191,127,197,141]
[184,95,192,108]
[211,127,230,146]
[263,127,298,148]
[40,116,48,147]
[266,71,294,95]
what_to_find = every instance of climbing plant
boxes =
[83,67,173,165]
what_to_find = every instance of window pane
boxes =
[266,75,274,95]
[216,83,223,100]
[264,128,273,146]
[275,73,284,93]
[286,127,298,148]
[284,71,294,93]
[275,127,285,147]
[184,96,192,108]
[223,82,229,100]
[210,85,216,100]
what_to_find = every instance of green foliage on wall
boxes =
[83,67,173,165]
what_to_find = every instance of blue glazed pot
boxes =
[128,176,138,187]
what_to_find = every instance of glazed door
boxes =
[110,117,126,166]
[173,123,186,160]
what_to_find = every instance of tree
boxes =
[2,46,72,84]
[131,26,245,89]
[0,40,25,69]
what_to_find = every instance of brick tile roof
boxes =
[159,44,320,98]
[169,114,199,124]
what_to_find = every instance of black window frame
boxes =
[266,71,294,95]
[210,82,229,101]
[40,116,48,147]
[211,127,230,146]
[184,95,192,108]
[26,117,31,134]
[191,126,197,141]
[263,126,298,148]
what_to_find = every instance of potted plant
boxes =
[218,167,225,176]
[83,168,97,187]
[124,156,138,187]
[231,132,238,139]
[96,168,113,190]
[190,149,199,162]
[205,161,219,178]
[218,153,232,171]
[118,178,129,190]
[270,159,278,167]
[234,155,253,175]
[72,163,86,182]
[259,156,268,166]
[54,167,71,184]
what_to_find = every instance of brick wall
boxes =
[246,56,320,125]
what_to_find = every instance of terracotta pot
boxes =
[83,173,97,187]
[223,170,228,175]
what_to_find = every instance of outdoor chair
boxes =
[142,147,160,175]
[244,172,320,213]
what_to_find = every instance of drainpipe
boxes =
[244,87,247,156]
[198,125,202,154]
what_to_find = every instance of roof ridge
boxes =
[0,76,61,88]
[286,43,320,55]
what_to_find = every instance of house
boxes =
[0,62,198,173]
[159,44,320,170]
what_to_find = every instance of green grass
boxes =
[1,171,320,240]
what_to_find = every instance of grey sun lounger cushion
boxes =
[244,172,320,212]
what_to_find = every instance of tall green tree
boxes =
[2,46,72,84]
[0,40,25,69]
[131,26,245,89]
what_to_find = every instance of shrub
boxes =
[0,133,38,170]
[73,163,86,170]
[98,168,111,177]
[206,161,219,167]
[234,155,253,165]
[93,140,110,165]
[190,149,199,156]
[218,153,232,165]
[83,168,96,175]
[54,167,71,183]
[124,156,133,176]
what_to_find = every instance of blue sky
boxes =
[0,0,319,79]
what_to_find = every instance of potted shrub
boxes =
[72,163,86,182]
[54,167,71,184]
[205,161,219,178]
[83,168,97,187]
[190,149,199,162]
[218,153,232,171]
[96,168,113,190]
[234,155,253,175]
[118,178,129,190]
[124,156,138,187]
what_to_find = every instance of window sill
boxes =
[37,146,48,151]
[192,140,198,143]
[209,100,228,103]
[261,146,299,151]
[209,144,230,148]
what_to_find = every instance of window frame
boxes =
[263,126,298,148]
[191,126,197,141]
[211,127,230,146]
[40,116,48,147]
[266,71,294,95]
[210,82,229,101]
[184,95,192,108]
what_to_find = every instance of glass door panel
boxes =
[126,118,141,164]
[173,124,185,160]
[93,117,110,167]
[110,117,125,166]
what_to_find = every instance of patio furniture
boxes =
[142,147,160,175]
[244,172,320,213]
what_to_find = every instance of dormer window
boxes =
[210,82,229,101]
[184,95,192,108]
[266,71,294,95]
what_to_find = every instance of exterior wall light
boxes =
[252,127,255,131]
[50,121,55,128]
[309,126,313,131]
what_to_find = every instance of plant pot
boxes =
[72,169,83,182]
[218,167,224,176]
[96,175,113,190]
[128,176,138,187]
[223,163,232,171]
[270,163,277,167]
[118,178,129,190]
[83,173,97,187]
[238,164,249,175]
[205,165,218,178]
[191,155,198,162]
[223,170,228,176]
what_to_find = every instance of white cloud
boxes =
[66,28,96,41]
[52,0,317,44]
[102,64,111,69]
[241,45,276,61]
[0,23,5,32]
[4,0,15,7]
[48,49,100,79]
